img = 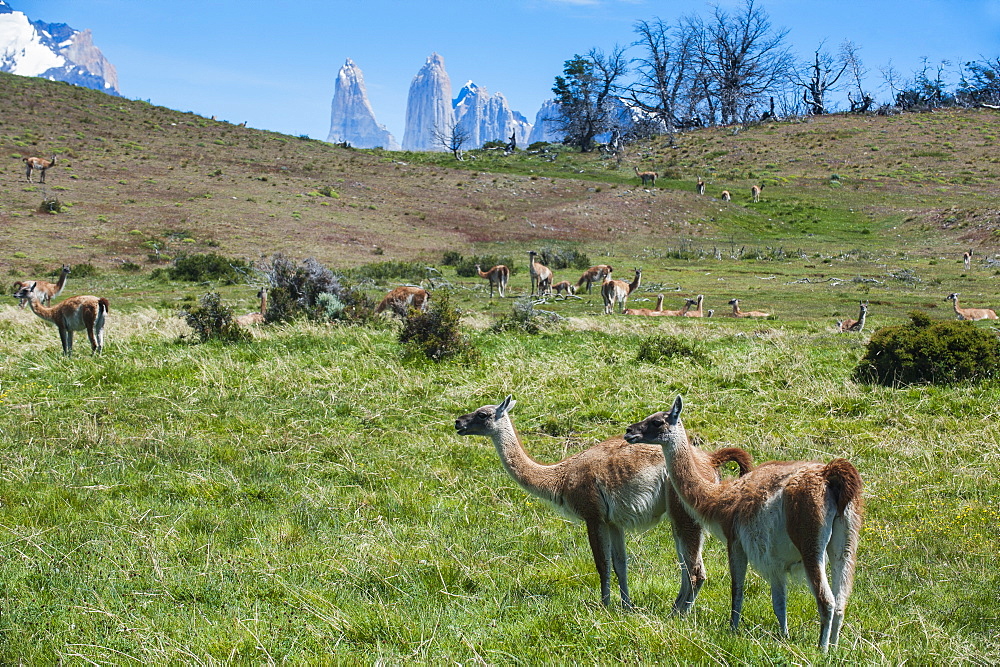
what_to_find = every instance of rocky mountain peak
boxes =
[327,58,398,149]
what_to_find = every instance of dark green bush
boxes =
[636,334,708,364]
[180,292,251,343]
[69,263,100,278]
[539,246,591,270]
[168,253,251,283]
[38,197,61,214]
[453,254,519,278]
[441,251,463,266]
[853,311,1000,386]
[262,254,370,322]
[346,261,429,284]
[399,292,477,362]
[490,298,560,334]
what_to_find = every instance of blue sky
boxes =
[12,0,1000,141]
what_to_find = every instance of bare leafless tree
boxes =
[840,41,874,113]
[688,0,793,125]
[433,121,470,161]
[793,42,848,115]
[626,18,700,143]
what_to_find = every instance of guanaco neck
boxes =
[490,416,562,504]
[260,290,267,316]
[731,301,741,316]
[55,269,69,291]
[25,295,58,323]
[628,271,641,294]
[661,422,720,518]
[655,294,664,311]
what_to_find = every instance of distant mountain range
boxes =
[0,0,118,95]
[330,53,563,151]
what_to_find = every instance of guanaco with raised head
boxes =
[625,397,862,651]
[456,395,753,611]
[15,282,109,356]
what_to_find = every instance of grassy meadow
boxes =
[1,72,1000,662]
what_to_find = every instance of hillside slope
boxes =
[1,71,998,276]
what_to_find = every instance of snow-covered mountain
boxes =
[527,100,565,144]
[327,59,398,149]
[0,1,118,94]
[402,53,454,152]
[453,81,531,148]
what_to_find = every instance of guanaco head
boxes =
[12,280,27,307]
[455,395,516,437]
[624,395,685,450]
[946,293,959,303]
[706,309,714,317]
[728,299,739,306]
[13,281,36,303]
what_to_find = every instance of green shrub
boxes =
[399,292,477,362]
[853,311,1000,386]
[347,261,429,283]
[168,253,250,283]
[454,254,519,278]
[539,246,591,270]
[636,334,708,364]
[180,292,251,343]
[441,251,463,266]
[38,197,61,214]
[490,298,559,334]
[262,254,368,323]
[69,263,99,278]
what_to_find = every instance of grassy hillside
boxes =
[1,73,999,662]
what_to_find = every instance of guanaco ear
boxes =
[495,395,516,420]
[667,395,683,425]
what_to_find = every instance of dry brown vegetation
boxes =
[3,71,1000,279]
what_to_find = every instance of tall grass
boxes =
[0,304,997,662]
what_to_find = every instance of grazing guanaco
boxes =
[527,251,553,296]
[625,397,862,651]
[475,264,510,298]
[576,265,613,294]
[375,286,430,317]
[727,298,770,318]
[235,288,267,327]
[721,190,731,201]
[634,166,657,187]
[552,280,576,296]
[602,268,641,315]
[837,301,868,332]
[13,264,69,308]
[23,155,56,183]
[16,282,109,356]
[751,183,763,203]
[456,396,753,611]
[945,293,998,321]
[682,295,704,318]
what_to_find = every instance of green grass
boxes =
[1,292,998,662]
[3,69,1000,662]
